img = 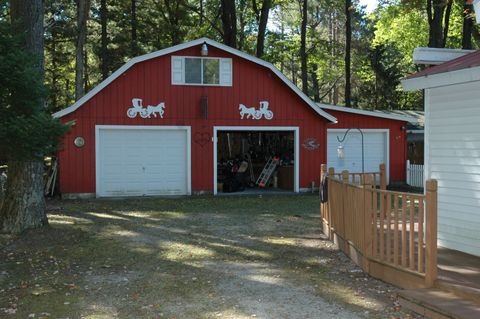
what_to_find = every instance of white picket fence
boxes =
[406,160,424,188]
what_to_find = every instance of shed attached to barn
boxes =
[55,38,413,198]
[402,50,480,257]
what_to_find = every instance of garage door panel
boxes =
[97,127,189,197]
[327,130,387,177]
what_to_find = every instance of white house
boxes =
[402,50,480,257]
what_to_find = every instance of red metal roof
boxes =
[407,50,480,79]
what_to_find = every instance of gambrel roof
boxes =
[53,38,337,123]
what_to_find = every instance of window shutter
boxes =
[171,56,184,84]
[219,59,232,86]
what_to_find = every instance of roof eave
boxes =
[317,103,418,123]
[402,65,480,91]
[412,47,475,65]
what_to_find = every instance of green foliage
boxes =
[0,21,69,162]
[40,0,478,113]
[373,4,428,65]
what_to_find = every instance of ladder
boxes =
[256,156,280,187]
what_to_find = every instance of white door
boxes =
[96,127,189,197]
[327,129,388,180]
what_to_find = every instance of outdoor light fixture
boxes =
[201,42,208,56]
[336,128,365,173]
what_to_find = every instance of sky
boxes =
[359,0,378,13]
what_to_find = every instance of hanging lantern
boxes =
[337,145,345,159]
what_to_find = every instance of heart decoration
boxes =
[194,132,211,147]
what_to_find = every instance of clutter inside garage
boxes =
[217,131,294,193]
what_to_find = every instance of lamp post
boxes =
[336,128,364,173]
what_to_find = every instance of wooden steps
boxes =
[398,288,480,319]
[435,279,480,305]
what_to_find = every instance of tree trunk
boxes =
[462,1,473,49]
[0,162,47,233]
[199,0,203,25]
[75,0,90,100]
[300,0,308,94]
[311,63,320,102]
[131,0,138,55]
[100,0,108,80]
[163,0,184,46]
[220,0,237,48]
[442,0,453,48]
[427,0,452,48]
[255,0,271,58]
[1,0,48,234]
[84,45,89,93]
[345,0,352,107]
[238,0,247,50]
[50,30,58,109]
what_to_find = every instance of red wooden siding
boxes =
[325,110,408,182]
[58,46,330,194]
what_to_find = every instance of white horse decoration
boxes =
[239,101,273,120]
[239,104,257,119]
[127,98,166,119]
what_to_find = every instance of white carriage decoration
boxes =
[239,101,273,120]
[127,98,166,119]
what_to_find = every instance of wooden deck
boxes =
[321,164,480,317]
[436,247,480,304]
[398,248,480,318]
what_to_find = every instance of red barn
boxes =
[54,38,414,198]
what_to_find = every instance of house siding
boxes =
[427,81,480,256]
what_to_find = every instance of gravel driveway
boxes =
[0,195,415,318]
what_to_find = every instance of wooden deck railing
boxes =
[320,164,438,289]
[329,163,386,190]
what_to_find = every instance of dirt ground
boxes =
[0,195,418,318]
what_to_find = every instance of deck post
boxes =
[341,170,349,183]
[425,179,438,287]
[341,170,349,246]
[320,164,328,237]
[328,167,335,179]
[379,163,386,190]
[363,175,373,271]
[327,167,335,240]
[363,175,373,257]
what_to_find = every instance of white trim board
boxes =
[95,125,192,197]
[213,126,300,195]
[412,47,475,65]
[54,38,337,123]
[402,65,480,91]
[327,128,390,184]
[318,103,418,123]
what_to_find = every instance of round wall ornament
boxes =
[74,136,85,148]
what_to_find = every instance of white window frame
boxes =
[171,56,232,87]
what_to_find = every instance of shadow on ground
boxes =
[0,195,416,318]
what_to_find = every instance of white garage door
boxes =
[96,126,190,197]
[327,129,388,180]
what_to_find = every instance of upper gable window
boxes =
[172,56,232,86]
